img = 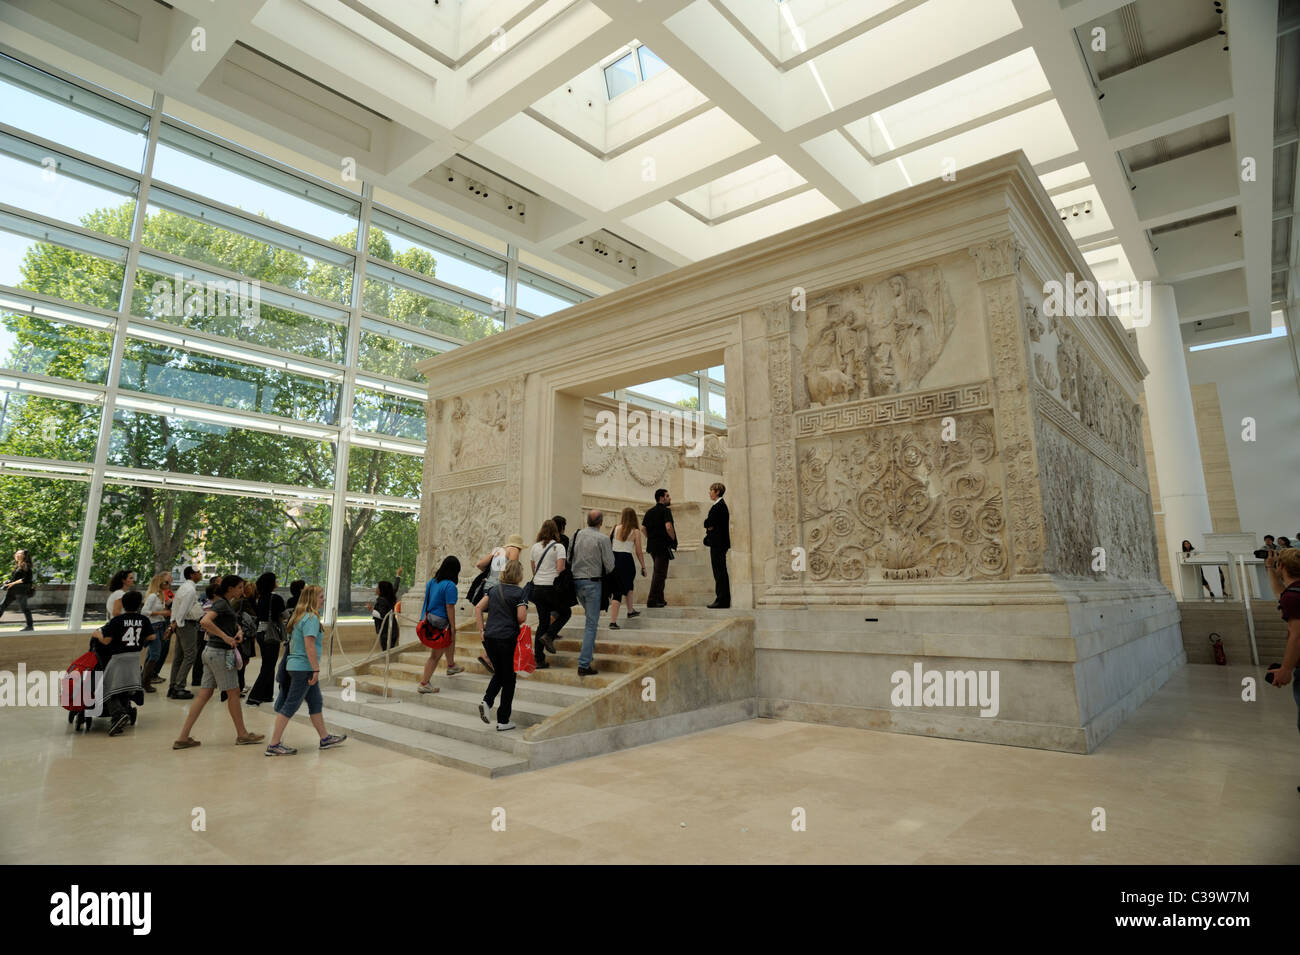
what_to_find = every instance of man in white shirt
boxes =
[166,567,204,700]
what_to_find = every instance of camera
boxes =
[1265,663,1282,685]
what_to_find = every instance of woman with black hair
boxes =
[369,566,403,651]
[106,569,135,621]
[246,571,285,707]
[1,549,34,631]
[417,556,461,694]
[1181,539,1223,600]
[173,574,263,750]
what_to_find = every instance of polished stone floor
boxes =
[1,663,1296,864]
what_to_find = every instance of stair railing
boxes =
[324,612,403,704]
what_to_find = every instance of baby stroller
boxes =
[61,639,142,732]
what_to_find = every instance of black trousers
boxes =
[247,635,280,704]
[648,552,671,604]
[710,545,731,607]
[531,584,571,664]
[1,589,33,628]
[482,637,516,723]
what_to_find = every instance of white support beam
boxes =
[1227,0,1279,335]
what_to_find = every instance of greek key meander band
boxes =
[793,381,992,438]
[431,464,507,492]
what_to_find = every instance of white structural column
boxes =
[1135,284,1215,600]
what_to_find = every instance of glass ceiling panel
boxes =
[845,49,1049,157]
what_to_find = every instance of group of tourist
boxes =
[411,484,732,732]
[86,565,347,755]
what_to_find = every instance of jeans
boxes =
[710,546,731,606]
[274,669,323,718]
[146,619,168,663]
[574,578,601,669]
[531,584,571,664]
[482,637,516,723]
[169,622,198,692]
[1,589,32,629]
[247,634,281,704]
[648,552,670,604]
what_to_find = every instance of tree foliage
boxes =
[0,199,455,604]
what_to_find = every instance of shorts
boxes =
[200,646,240,692]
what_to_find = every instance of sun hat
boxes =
[506,534,525,549]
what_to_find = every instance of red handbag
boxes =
[416,619,451,649]
[514,625,535,674]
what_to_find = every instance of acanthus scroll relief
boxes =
[798,412,1008,583]
[433,484,509,569]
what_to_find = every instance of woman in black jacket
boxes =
[246,571,285,706]
[1,549,34,631]
[369,567,403,651]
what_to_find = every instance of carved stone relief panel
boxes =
[583,442,676,488]
[975,250,1046,575]
[797,410,1008,582]
[432,483,510,571]
[442,386,510,472]
[790,266,959,411]
[1035,416,1158,579]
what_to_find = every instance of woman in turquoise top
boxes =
[265,584,347,756]
[418,556,462,693]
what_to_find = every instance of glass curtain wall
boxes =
[0,51,594,628]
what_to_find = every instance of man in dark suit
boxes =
[641,489,676,607]
[704,483,730,608]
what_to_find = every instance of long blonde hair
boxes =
[615,507,638,542]
[146,572,170,600]
[287,584,323,634]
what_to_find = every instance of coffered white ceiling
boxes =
[0,0,1291,341]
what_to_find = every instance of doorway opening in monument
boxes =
[596,367,726,458]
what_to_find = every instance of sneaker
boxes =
[319,734,347,749]
[417,681,439,694]
[478,700,491,724]
[477,655,494,674]
[109,713,130,736]
[534,660,550,670]
[609,622,621,630]
[265,742,297,756]
[496,722,516,732]
[578,665,599,677]
[143,682,156,694]
[446,665,465,676]
[169,688,194,700]
[246,698,261,707]
[627,610,640,618]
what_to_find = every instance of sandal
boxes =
[235,732,265,745]
[172,738,201,750]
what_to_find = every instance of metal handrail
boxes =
[325,610,404,704]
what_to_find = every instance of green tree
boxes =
[1,201,441,598]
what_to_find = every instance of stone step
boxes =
[323,688,529,755]
[350,676,562,727]
[317,708,530,778]
[380,657,617,689]
[355,665,599,709]
[529,648,652,673]
[546,634,675,657]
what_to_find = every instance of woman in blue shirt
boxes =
[264,584,347,755]
[418,556,461,693]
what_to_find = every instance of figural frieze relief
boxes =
[443,388,510,471]
[795,267,957,409]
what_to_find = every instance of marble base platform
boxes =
[753,579,1183,753]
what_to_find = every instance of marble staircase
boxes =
[320,606,751,777]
